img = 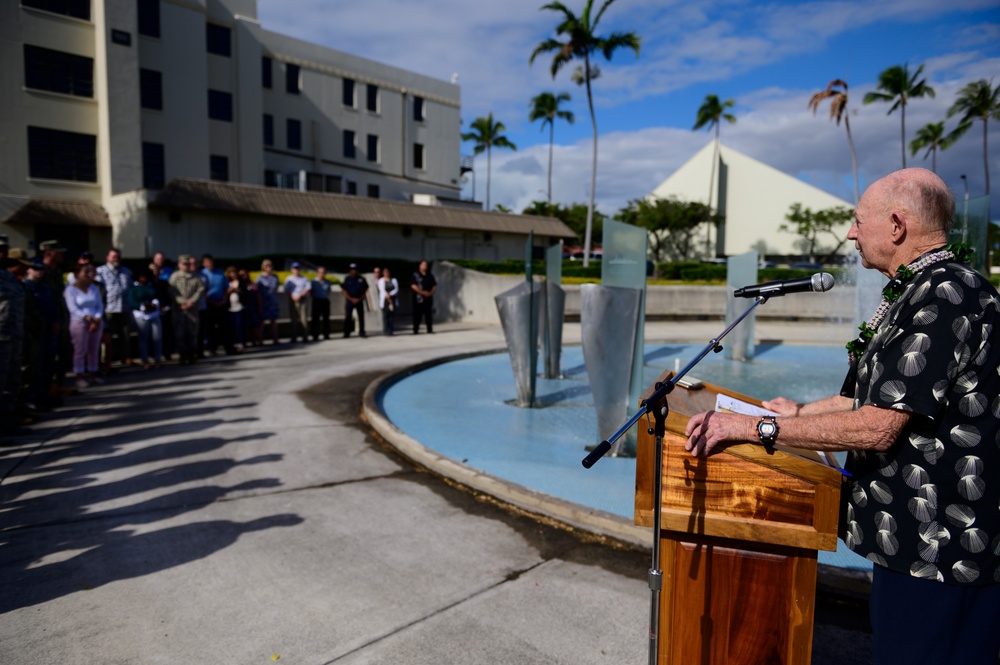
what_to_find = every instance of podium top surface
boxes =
[635,371,842,552]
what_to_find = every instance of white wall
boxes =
[652,142,854,258]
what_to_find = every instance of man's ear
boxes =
[890,211,907,244]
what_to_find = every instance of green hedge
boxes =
[450,258,603,279]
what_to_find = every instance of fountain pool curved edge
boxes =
[366,343,872,574]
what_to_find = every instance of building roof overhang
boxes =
[151,179,577,240]
[0,196,111,228]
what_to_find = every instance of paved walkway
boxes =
[0,321,871,664]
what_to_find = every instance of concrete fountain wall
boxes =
[431,261,856,325]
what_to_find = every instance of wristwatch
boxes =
[756,416,779,447]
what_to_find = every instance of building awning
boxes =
[150,178,577,239]
[0,196,111,228]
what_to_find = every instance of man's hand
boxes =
[684,410,754,457]
[761,397,802,416]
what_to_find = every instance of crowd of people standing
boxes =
[0,238,438,438]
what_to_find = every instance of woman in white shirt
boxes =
[377,267,399,336]
[64,263,104,388]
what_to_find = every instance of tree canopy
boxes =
[614,196,713,262]
[522,200,607,245]
[779,203,854,264]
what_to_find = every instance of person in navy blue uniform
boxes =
[410,260,437,334]
[341,263,369,338]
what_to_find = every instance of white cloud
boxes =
[257,2,999,218]
[481,57,999,216]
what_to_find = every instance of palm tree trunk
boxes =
[547,121,554,208]
[486,145,492,210]
[844,114,860,205]
[706,128,719,257]
[901,102,907,168]
[583,55,597,269]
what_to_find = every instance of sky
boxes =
[257,0,1000,217]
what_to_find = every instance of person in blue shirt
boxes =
[255,259,281,345]
[310,266,333,341]
[283,262,311,343]
[152,252,174,280]
[200,254,231,354]
[95,248,133,368]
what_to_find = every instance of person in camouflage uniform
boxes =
[5,249,40,422]
[168,254,206,364]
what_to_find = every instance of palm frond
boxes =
[592,0,621,28]
[529,38,563,65]
[599,31,641,59]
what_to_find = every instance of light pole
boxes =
[960,174,969,240]
[960,173,969,232]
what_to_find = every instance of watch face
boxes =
[760,422,777,437]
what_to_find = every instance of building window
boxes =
[210,155,228,182]
[111,29,131,46]
[413,96,425,121]
[142,142,165,189]
[285,63,300,94]
[346,180,357,196]
[208,89,232,121]
[366,84,378,113]
[343,129,356,159]
[139,68,162,110]
[23,45,93,98]
[264,169,277,187]
[261,56,272,89]
[367,134,379,163]
[367,184,380,199]
[287,118,301,150]
[306,172,324,192]
[27,126,97,182]
[262,114,274,146]
[21,0,90,20]
[342,78,355,108]
[413,143,424,170]
[137,0,159,37]
[206,23,231,57]
[325,174,342,194]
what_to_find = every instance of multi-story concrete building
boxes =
[0,0,571,259]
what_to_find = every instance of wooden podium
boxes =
[634,371,843,665]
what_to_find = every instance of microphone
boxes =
[733,272,835,298]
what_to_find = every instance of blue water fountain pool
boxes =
[380,343,870,572]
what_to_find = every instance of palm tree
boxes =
[909,121,956,173]
[863,64,935,168]
[529,92,575,210]
[809,79,860,204]
[530,0,640,267]
[947,79,1000,195]
[692,94,736,256]
[461,113,516,211]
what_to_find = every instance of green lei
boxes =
[845,243,973,363]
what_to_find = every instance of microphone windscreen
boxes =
[812,272,835,292]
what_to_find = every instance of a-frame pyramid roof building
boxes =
[651,142,854,258]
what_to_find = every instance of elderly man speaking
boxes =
[684,168,999,665]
